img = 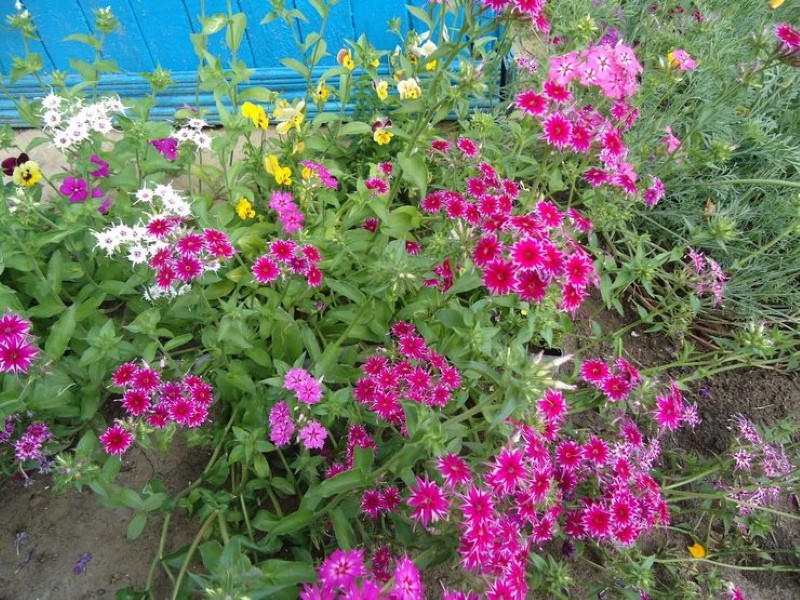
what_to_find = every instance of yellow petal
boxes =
[687,542,706,559]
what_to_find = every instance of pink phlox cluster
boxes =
[514,40,673,205]
[579,357,641,402]
[269,400,295,447]
[422,156,597,312]
[0,312,39,376]
[284,367,323,404]
[169,117,212,152]
[268,370,329,450]
[726,414,796,522]
[99,362,215,455]
[365,161,394,197]
[686,248,727,307]
[92,184,236,301]
[251,238,323,287]
[481,0,550,33]
[300,160,339,190]
[353,322,461,427]
[324,425,378,478]
[268,190,305,234]
[1,415,51,464]
[361,485,401,519]
[300,548,424,600]
[402,416,670,598]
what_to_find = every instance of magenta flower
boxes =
[669,49,698,71]
[0,337,39,376]
[150,137,178,161]
[776,23,800,49]
[268,401,295,447]
[60,177,89,203]
[89,155,110,177]
[407,476,449,527]
[0,312,31,344]
[297,421,327,450]
[99,423,134,455]
[318,549,366,590]
[251,255,280,284]
[391,556,425,600]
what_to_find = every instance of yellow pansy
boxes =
[373,79,389,101]
[264,154,292,186]
[314,81,331,102]
[273,100,305,135]
[687,542,706,559]
[302,165,314,180]
[397,78,421,100]
[12,160,42,187]
[769,0,785,8]
[373,128,393,145]
[235,197,255,219]
[241,101,268,129]
[337,48,355,71]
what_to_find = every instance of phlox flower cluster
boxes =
[515,39,667,204]
[39,94,125,150]
[406,412,671,599]
[0,415,51,465]
[250,238,323,287]
[364,162,394,197]
[300,548,424,600]
[361,485,401,519]
[687,248,727,307]
[0,311,39,376]
[326,425,377,477]
[421,155,597,313]
[167,117,212,153]
[725,414,795,524]
[268,190,305,234]
[482,0,550,33]
[268,368,329,450]
[92,183,235,301]
[268,401,328,450]
[101,362,215,456]
[353,322,462,427]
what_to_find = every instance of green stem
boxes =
[240,494,255,543]
[170,509,218,600]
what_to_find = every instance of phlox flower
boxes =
[268,401,295,447]
[580,359,610,384]
[668,49,697,71]
[0,337,39,376]
[361,489,383,518]
[541,113,572,149]
[251,255,280,284]
[99,423,134,455]
[601,374,631,401]
[391,556,425,600]
[456,137,479,158]
[150,137,178,161]
[653,390,685,431]
[437,454,472,488]
[318,548,366,590]
[537,389,567,423]
[582,503,612,538]
[487,447,527,495]
[482,259,515,295]
[775,23,800,49]
[516,89,548,116]
[0,312,31,344]
[89,154,110,177]
[298,421,327,450]
[365,177,389,196]
[407,476,450,526]
[59,176,89,203]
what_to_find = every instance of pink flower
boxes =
[669,48,697,71]
[252,255,280,284]
[362,217,379,232]
[541,112,573,149]
[298,421,327,450]
[662,126,681,155]
[0,337,39,375]
[0,312,30,344]
[583,503,612,538]
[482,259,516,295]
[318,549,366,590]
[580,359,610,384]
[89,155,110,177]
[60,177,89,203]
[365,177,389,196]
[361,489,383,518]
[456,137,479,158]
[601,374,632,401]
[391,556,425,600]
[99,423,134,455]
[516,89,548,115]
[537,389,567,423]
[407,476,449,526]
[437,454,471,488]
[487,447,527,495]
[268,401,295,447]
[150,137,178,161]
[654,392,684,431]
[776,23,800,49]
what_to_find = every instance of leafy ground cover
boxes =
[1,1,799,598]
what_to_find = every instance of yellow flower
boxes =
[397,78,421,100]
[370,58,380,68]
[769,0,785,8]
[241,101,268,129]
[337,48,355,71]
[273,100,305,135]
[12,160,41,187]
[687,542,707,559]
[373,79,389,101]
[302,165,314,180]
[314,81,331,102]
[373,128,393,145]
[426,60,437,71]
[235,197,255,219]
[264,154,292,186]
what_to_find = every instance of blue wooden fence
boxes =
[0,0,445,125]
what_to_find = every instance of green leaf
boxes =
[163,333,193,351]
[269,509,314,537]
[280,58,309,78]
[317,469,364,498]
[126,513,148,540]
[45,304,77,360]
[201,13,228,34]
[63,33,102,50]
[331,506,356,549]
[336,121,372,137]
[226,13,247,54]
[407,5,433,29]
[398,153,428,198]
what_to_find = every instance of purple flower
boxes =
[150,137,178,161]
[98,196,112,215]
[89,155,109,178]
[60,177,89,203]
[72,552,92,575]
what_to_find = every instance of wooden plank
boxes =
[238,0,303,69]
[126,0,202,73]
[351,0,401,53]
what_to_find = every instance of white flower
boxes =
[396,78,422,100]
[153,183,174,199]
[93,118,113,134]
[41,92,62,110]
[135,187,155,204]
[162,196,191,217]
[52,131,71,149]
[103,96,125,114]
[15,1,24,12]
[174,128,192,142]
[93,229,121,255]
[111,224,135,244]
[187,118,207,130]
[66,122,89,143]
[192,132,211,150]
[41,109,62,128]
[126,245,149,265]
